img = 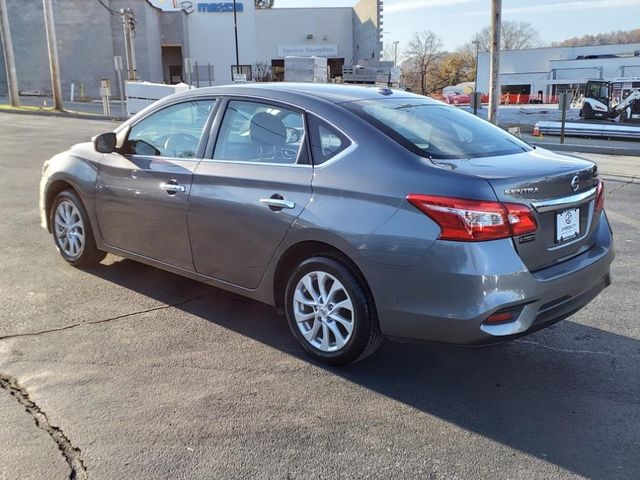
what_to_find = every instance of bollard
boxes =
[100,79,111,116]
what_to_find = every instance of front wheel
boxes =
[50,190,106,267]
[284,256,382,365]
[581,103,595,120]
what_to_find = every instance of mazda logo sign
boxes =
[571,175,580,192]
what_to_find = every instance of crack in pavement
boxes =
[0,373,87,480]
[0,293,213,342]
[607,178,636,195]
[514,339,640,360]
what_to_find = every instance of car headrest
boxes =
[250,112,287,146]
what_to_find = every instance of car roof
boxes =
[172,82,436,106]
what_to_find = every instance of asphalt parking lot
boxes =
[0,113,638,480]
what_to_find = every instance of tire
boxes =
[50,190,106,267]
[582,103,594,120]
[284,255,383,366]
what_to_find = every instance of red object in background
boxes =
[439,91,489,106]
[443,91,471,105]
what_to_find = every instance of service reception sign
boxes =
[278,45,339,57]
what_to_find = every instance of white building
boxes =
[476,43,640,102]
[158,0,382,86]
[0,0,383,98]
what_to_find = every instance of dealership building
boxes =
[476,43,640,101]
[0,0,382,98]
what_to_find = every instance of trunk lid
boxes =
[432,147,600,271]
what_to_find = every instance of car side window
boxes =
[308,115,350,165]
[127,100,216,159]
[213,100,306,164]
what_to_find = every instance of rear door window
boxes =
[212,100,306,165]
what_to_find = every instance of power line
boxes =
[95,0,123,16]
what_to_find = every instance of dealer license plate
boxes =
[556,208,580,243]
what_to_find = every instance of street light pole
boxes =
[488,0,502,125]
[472,40,479,94]
[0,0,19,107]
[472,39,480,115]
[42,0,63,110]
[232,0,240,76]
[393,40,399,67]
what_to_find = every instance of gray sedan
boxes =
[39,84,614,365]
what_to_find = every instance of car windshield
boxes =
[345,98,531,159]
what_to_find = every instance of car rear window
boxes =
[345,98,531,159]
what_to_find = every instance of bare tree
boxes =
[404,31,443,95]
[429,49,475,92]
[473,21,541,51]
[552,29,640,47]
[253,62,272,82]
[383,42,400,64]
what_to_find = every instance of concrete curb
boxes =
[0,107,123,122]
[532,142,640,156]
[599,173,639,183]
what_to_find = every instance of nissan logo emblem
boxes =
[571,175,580,192]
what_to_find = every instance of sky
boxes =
[274,0,640,53]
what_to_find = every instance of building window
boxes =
[271,59,284,82]
[230,65,253,81]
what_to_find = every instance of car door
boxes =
[188,98,313,289]
[95,98,218,270]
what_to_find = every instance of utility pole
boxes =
[180,1,194,60]
[121,8,137,81]
[0,0,19,106]
[232,0,240,75]
[488,0,501,124]
[43,0,63,110]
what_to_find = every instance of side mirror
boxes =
[93,132,117,153]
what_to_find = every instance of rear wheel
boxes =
[51,190,105,267]
[284,256,382,365]
[620,110,628,124]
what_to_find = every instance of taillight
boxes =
[406,194,538,242]
[595,179,604,214]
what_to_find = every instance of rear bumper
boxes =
[363,212,614,345]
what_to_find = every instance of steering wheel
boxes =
[285,127,301,144]
[163,133,200,158]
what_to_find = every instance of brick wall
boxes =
[0,0,165,99]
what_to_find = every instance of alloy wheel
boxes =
[54,200,85,259]
[292,271,355,352]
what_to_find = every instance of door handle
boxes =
[160,181,186,194]
[260,197,295,210]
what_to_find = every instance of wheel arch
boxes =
[44,179,80,232]
[272,240,376,314]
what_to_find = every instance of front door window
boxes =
[127,100,216,159]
